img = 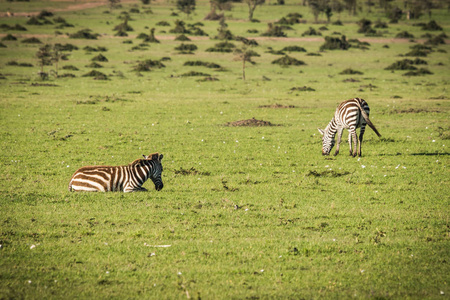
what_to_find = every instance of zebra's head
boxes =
[143,153,164,191]
[318,128,335,156]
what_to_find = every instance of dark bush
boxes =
[302,27,321,36]
[290,86,315,91]
[272,55,305,66]
[175,43,198,53]
[175,34,191,41]
[395,31,414,39]
[82,70,108,80]
[404,49,428,57]
[425,33,447,46]
[206,41,235,52]
[55,43,78,51]
[26,17,43,25]
[21,37,42,44]
[261,23,286,37]
[421,20,442,31]
[281,46,306,52]
[86,62,103,68]
[156,21,170,26]
[339,68,363,75]
[134,59,165,72]
[184,61,222,68]
[403,68,433,76]
[320,36,350,51]
[357,19,376,35]
[62,65,79,71]
[91,54,108,62]
[69,29,99,39]
[2,34,17,41]
[181,71,211,77]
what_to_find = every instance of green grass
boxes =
[0,0,449,298]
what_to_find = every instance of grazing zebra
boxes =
[68,153,164,192]
[318,98,381,157]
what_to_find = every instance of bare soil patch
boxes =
[224,118,279,127]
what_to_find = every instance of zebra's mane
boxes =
[129,153,160,166]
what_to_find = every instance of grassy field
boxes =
[0,0,449,298]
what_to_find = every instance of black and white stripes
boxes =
[318,98,381,157]
[68,153,164,192]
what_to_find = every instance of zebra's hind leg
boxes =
[349,127,358,157]
[358,125,366,157]
[348,131,353,156]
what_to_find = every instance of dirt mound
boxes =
[258,104,296,109]
[224,118,278,127]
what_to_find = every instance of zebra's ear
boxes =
[143,154,148,159]
[159,154,163,160]
[318,128,324,136]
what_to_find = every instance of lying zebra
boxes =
[68,153,164,192]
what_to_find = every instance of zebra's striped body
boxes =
[318,98,381,157]
[68,153,164,192]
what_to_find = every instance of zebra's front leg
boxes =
[124,185,148,193]
[334,128,344,156]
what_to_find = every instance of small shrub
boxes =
[339,68,363,75]
[175,43,198,53]
[91,54,108,62]
[86,62,103,68]
[425,33,447,46]
[2,34,17,41]
[156,21,170,26]
[181,71,211,77]
[357,19,376,35]
[184,61,222,69]
[69,29,99,39]
[272,55,305,66]
[175,34,191,41]
[55,43,78,51]
[374,20,388,28]
[62,65,79,71]
[290,86,315,92]
[82,70,108,79]
[302,27,321,36]
[280,46,306,53]
[21,37,42,44]
[261,23,286,37]
[404,49,428,57]
[37,10,53,18]
[59,73,76,78]
[395,31,414,39]
[320,36,350,51]
[206,42,235,53]
[385,59,428,71]
[134,59,165,72]
[26,17,43,25]
[421,20,442,31]
[403,68,433,76]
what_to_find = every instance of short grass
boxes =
[0,0,449,299]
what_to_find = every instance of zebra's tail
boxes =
[354,98,382,137]
[68,180,73,192]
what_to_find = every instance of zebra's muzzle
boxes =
[155,183,164,191]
